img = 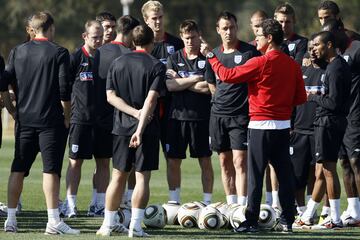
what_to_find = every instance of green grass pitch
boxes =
[1,138,360,239]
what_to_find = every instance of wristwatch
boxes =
[206,51,215,59]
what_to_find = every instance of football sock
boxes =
[47,208,61,224]
[347,197,360,219]
[67,195,77,210]
[7,208,16,223]
[329,199,341,223]
[265,192,272,205]
[320,206,330,216]
[296,206,306,215]
[271,191,280,208]
[226,195,237,204]
[126,189,134,204]
[130,208,145,231]
[169,189,180,203]
[306,195,311,204]
[103,209,117,227]
[237,195,247,206]
[203,193,212,205]
[96,193,106,208]
[302,198,319,220]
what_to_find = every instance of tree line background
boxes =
[0,0,359,59]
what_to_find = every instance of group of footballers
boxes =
[0,0,359,237]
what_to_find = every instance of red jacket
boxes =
[209,49,306,121]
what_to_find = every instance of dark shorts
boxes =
[314,125,346,163]
[166,119,212,159]
[68,124,112,160]
[12,125,67,177]
[112,134,159,172]
[290,132,315,189]
[339,121,360,160]
[209,115,248,152]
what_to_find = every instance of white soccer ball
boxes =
[162,201,181,225]
[198,206,222,230]
[177,202,202,228]
[258,204,276,229]
[209,202,229,228]
[229,205,247,229]
[143,204,166,228]
[117,208,131,228]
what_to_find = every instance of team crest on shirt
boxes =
[80,72,93,81]
[234,55,242,64]
[288,43,295,52]
[289,146,294,155]
[72,144,79,153]
[167,45,175,54]
[343,55,350,62]
[197,60,206,69]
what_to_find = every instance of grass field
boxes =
[1,137,360,239]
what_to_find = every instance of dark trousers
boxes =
[246,128,295,226]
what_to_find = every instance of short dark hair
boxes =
[260,19,284,46]
[318,1,340,15]
[30,11,54,33]
[116,15,140,35]
[216,11,237,27]
[179,19,200,35]
[312,31,336,48]
[96,11,116,23]
[321,18,344,32]
[132,25,154,47]
[274,3,296,19]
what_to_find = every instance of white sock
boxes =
[265,192,272,205]
[103,209,117,227]
[329,199,341,223]
[126,189,134,203]
[130,208,145,231]
[96,193,106,207]
[347,197,360,219]
[47,208,60,224]
[7,208,17,223]
[320,206,330,216]
[67,195,77,209]
[302,199,320,220]
[90,189,97,206]
[272,191,280,208]
[226,195,237,204]
[296,206,306,215]
[203,193,212,205]
[306,195,311,203]
[237,196,247,206]
[176,188,181,203]
[169,190,180,203]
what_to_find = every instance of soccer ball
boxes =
[258,204,276,229]
[117,208,131,228]
[198,206,222,230]
[229,205,246,229]
[143,204,166,228]
[162,201,180,225]
[209,202,229,228]
[177,202,202,228]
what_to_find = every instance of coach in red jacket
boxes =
[201,19,307,233]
